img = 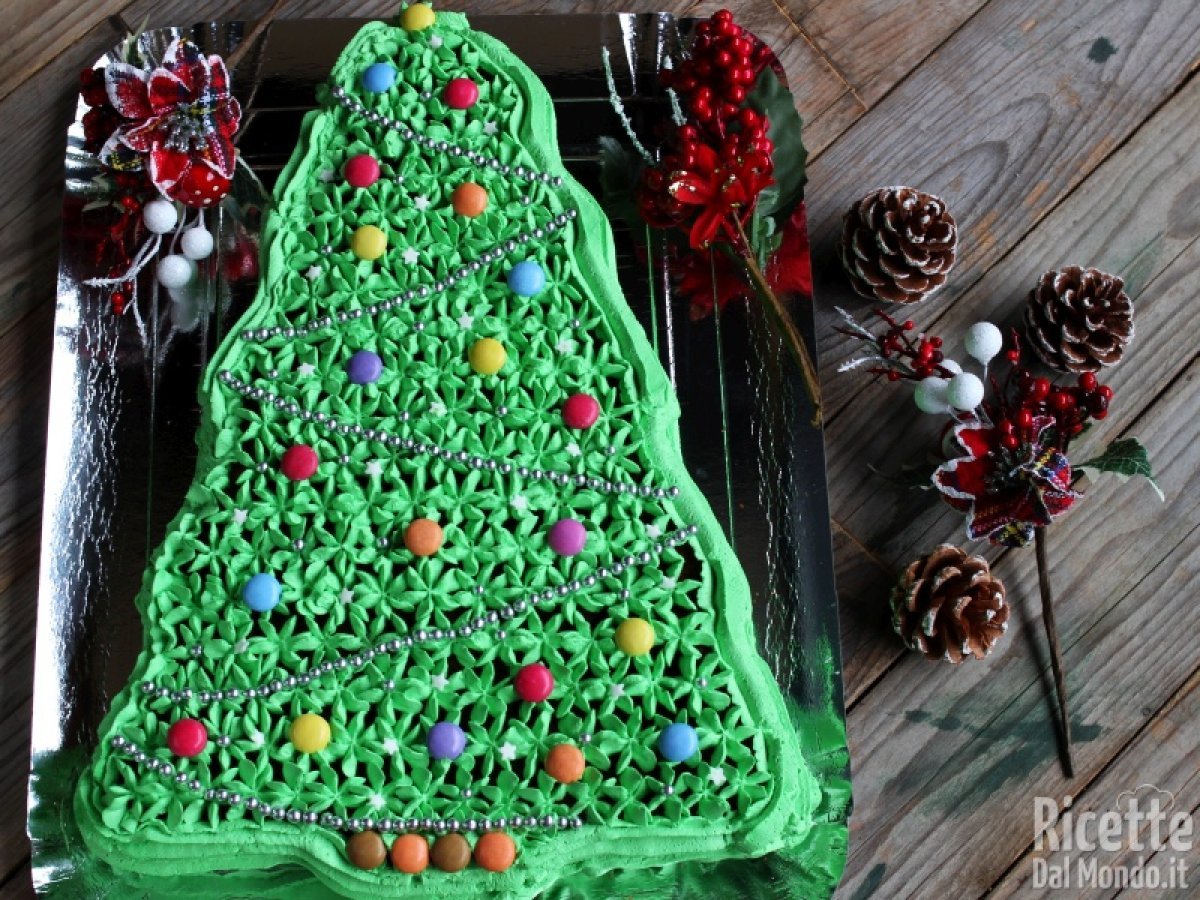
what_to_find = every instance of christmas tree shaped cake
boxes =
[77,8,820,896]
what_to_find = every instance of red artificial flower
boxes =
[668,142,774,249]
[100,39,241,207]
[766,203,812,298]
[933,416,1080,548]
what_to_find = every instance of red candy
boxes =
[167,718,208,758]
[281,444,319,481]
[444,77,480,110]
[562,393,600,430]
[514,663,554,702]
[344,154,381,188]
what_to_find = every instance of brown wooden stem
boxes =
[1035,526,1074,778]
[730,217,823,427]
[225,0,289,72]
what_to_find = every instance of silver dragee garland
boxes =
[108,735,585,834]
[137,524,698,707]
[216,369,683,502]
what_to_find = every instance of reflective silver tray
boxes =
[30,14,849,898]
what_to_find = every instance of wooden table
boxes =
[1,1,1196,896]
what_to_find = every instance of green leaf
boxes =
[747,66,807,225]
[1079,437,1164,501]
[596,136,643,227]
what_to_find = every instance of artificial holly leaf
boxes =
[1078,437,1164,501]
[596,136,642,228]
[747,65,806,225]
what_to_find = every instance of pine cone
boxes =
[890,545,1008,663]
[839,186,957,304]
[1025,266,1134,373]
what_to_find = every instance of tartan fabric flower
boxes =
[100,39,241,206]
[933,416,1080,548]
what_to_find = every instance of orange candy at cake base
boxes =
[390,832,430,874]
[473,831,517,872]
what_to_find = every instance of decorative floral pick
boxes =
[836,281,1161,777]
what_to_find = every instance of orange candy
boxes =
[451,182,489,217]
[404,518,444,556]
[473,831,517,872]
[544,742,585,784]
[390,833,430,874]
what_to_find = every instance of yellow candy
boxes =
[616,617,655,656]
[351,225,387,261]
[469,337,507,375]
[290,713,331,753]
[400,2,436,32]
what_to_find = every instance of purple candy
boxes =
[427,721,466,760]
[548,518,587,557]
[346,349,383,385]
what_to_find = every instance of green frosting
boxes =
[75,12,821,897]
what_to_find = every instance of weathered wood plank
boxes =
[990,667,1200,898]
[810,0,1200,415]
[838,359,1200,898]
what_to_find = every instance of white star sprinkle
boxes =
[556,337,577,354]
[370,793,386,810]
[646,524,662,538]
[510,494,529,511]
[413,195,431,211]
[304,265,321,280]
[566,442,581,457]
[661,577,677,591]
[297,362,316,377]
[431,673,449,691]
[402,247,420,265]
[382,737,400,755]
[430,400,447,417]
[708,768,727,787]
[610,683,625,699]
[483,121,498,136]
[248,730,265,748]
[318,168,335,182]
[457,312,474,329]
[339,588,354,605]
[499,741,518,761]
[365,460,384,477]
[232,508,248,525]
[233,639,249,654]
[429,35,444,49]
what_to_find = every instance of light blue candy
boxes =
[242,573,282,613]
[361,63,397,94]
[507,260,546,297]
[658,723,698,762]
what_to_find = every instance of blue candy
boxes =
[361,62,397,94]
[658,722,699,762]
[242,573,282,613]
[507,260,546,297]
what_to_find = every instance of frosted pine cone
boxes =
[1025,266,1134,373]
[839,186,957,304]
[891,544,1008,663]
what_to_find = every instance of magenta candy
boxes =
[548,518,587,557]
[444,77,480,110]
[562,393,600,430]
[344,154,381,188]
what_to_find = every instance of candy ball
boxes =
[514,662,554,702]
[391,833,430,873]
[281,444,319,481]
[616,617,655,656]
[443,77,479,110]
[427,721,466,760]
[430,833,471,872]
[474,832,517,872]
[507,260,546,296]
[361,62,397,93]
[344,154,381,189]
[143,198,178,234]
[242,573,282,613]
[946,372,985,411]
[965,321,1004,365]
[166,718,208,758]
[346,831,388,870]
[400,2,436,31]
[180,226,214,260]
[452,182,489,217]
[544,743,585,784]
[346,349,383,385]
[403,518,444,556]
[157,254,195,288]
[290,713,331,753]
[351,224,387,261]
[469,337,507,375]
[913,377,950,414]
[548,518,587,556]
[658,723,699,762]
[562,393,600,429]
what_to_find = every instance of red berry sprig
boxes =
[836,308,954,382]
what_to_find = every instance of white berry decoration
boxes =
[946,372,985,411]
[143,199,179,235]
[181,226,215,260]
[914,377,950,414]
[939,358,963,375]
[964,321,1003,365]
[157,254,195,288]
